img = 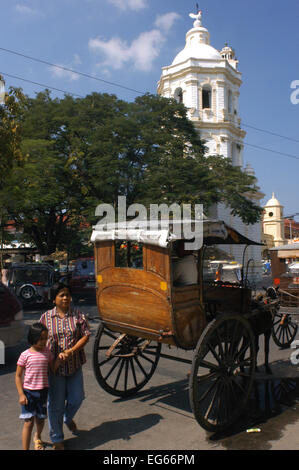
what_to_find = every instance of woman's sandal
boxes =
[66,419,79,435]
[53,442,65,450]
[34,438,45,450]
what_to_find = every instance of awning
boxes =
[91,219,262,248]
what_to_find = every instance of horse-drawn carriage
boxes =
[269,243,299,348]
[90,219,280,432]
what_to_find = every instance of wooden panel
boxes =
[171,285,206,349]
[173,301,207,350]
[204,285,251,314]
[98,285,172,334]
[96,241,114,271]
[144,244,170,281]
[97,267,170,297]
[172,285,200,304]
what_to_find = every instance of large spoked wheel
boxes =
[271,310,298,349]
[189,313,256,432]
[93,322,161,397]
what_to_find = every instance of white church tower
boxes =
[157,9,264,280]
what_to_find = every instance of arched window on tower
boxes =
[202,85,211,109]
[174,87,183,104]
[228,90,232,114]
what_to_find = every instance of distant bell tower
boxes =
[263,193,285,246]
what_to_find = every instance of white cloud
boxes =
[89,10,180,72]
[89,30,163,72]
[15,3,40,16]
[155,12,181,32]
[49,55,82,82]
[107,0,147,11]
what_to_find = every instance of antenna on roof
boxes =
[196,3,199,12]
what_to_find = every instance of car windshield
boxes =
[10,268,50,284]
[73,260,95,276]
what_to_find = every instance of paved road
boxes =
[1,296,299,451]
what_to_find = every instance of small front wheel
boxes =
[93,323,161,397]
[189,313,256,432]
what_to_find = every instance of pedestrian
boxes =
[15,322,60,450]
[40,283,91,450]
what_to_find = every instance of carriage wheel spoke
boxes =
[103,357,121,381]
[114,358,125,389]
[197,376,219,404]
[124,359,129,391]
[134,356,148,378]
[139,352,156,366]
[129,357,138,387]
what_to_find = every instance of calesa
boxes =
[103,455,138,468]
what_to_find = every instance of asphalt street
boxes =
[1,291,299,452]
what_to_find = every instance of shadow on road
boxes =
[64,413,163,450]
[111,369,299,448]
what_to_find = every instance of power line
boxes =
[2,69,299,163]
[0,71,85,98]
[242,123,299,144]
[243,142,299,161]
[0,46,144,95]
[1,45,299,147]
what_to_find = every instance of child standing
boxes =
[15,322,59,450]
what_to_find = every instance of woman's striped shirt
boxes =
[40,307,91,376]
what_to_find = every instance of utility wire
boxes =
[243,142,299,161]
[0,46,144,95]
[2,70,299,162]
[242,123,299,144]
[0,71,85,98]
[1,46,299,146]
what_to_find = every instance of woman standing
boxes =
[40,284,91,450]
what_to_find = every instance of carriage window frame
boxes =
[115,241,143,269]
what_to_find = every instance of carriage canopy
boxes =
[91,218,262,248]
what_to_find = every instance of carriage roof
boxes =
[91,218,262,248]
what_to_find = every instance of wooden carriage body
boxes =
[92,219,259,350]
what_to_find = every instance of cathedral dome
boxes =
[172,39,221,65]
[172,24,221,65]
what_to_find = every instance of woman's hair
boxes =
[51,282,72,302]
[27,322,48,345]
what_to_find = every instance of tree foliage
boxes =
[0,89,263,255]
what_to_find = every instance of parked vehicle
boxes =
[0,281,25,348]
[7,263,55,306]
[69,258,95,299]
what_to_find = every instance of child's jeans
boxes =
[48,368,85,443]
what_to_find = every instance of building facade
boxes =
[157,10,264,279]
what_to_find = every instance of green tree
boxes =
[2,90,262,256]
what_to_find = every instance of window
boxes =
[115,241,143,269]
[202,86,211,109]
[174,87,183,104]
[228,90,232,113]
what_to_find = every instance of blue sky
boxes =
[1,0,299,218]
